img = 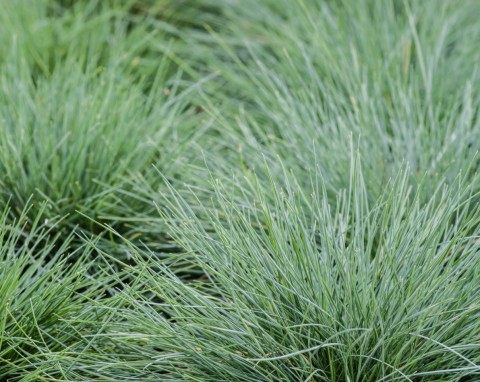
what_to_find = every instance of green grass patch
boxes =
[1,0,479,380]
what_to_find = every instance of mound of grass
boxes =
[0,204,110,381]
[58,164,480,381]
[171,0,480,203]
[1,58,197,233]
[0,1,205,252]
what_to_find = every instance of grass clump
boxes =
[0,204,109,381]
[0,9,203,251]
[177,0,480,203]
[73,164,480,381]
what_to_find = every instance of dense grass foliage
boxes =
[0,204,110,380]
[86,166,480,381]
[0,0,479,380]
[0,0,206,251]
[185,0,480,203]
